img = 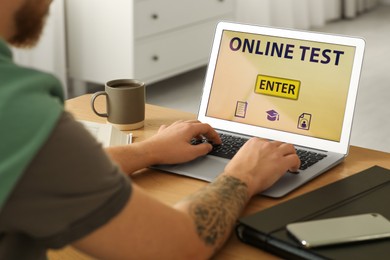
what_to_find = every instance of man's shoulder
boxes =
[0,59,62,95]
[0,52,65,210]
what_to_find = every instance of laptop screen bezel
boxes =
[197,21,365,155]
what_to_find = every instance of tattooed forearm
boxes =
[184,175,249,250]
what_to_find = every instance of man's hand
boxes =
[144,120,222,165]
[83,124,300,260]
[223,138,300,197]
[105,120,221,174]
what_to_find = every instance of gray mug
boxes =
[91,79,145,130]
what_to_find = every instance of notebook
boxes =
[154,21,365,198]
[236,166,390,259]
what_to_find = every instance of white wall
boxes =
[236,0,382,28]
[236,0,271,26]
[11,0,67,96]
[324,0,342,21]
[9,0,386,99]
[236,0,333,29]
[344,0,381,18]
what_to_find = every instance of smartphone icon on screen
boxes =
[286,213,390,248]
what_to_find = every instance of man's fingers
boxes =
[158,124,167,132]
[189,123,221,144]
[184,119,201,123]
[189,142,213,157]
[285,153,301,172]
[278,143,297,155]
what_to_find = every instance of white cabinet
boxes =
[66,0,235,94]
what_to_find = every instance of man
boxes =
[0,0,300,259]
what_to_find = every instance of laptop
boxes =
[155,21,365,198]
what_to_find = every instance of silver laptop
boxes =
[155,21,365,198]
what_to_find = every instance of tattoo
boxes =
[185,175,248,249]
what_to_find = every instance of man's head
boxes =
[1,0,52,48]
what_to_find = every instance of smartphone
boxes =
[286,213,390,248]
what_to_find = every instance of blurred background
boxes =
[11,0,390,153]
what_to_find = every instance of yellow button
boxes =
[255,75,300,100]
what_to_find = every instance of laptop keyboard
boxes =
[295,149,327,170]
[209,133,248,159]
[193,133,327,171]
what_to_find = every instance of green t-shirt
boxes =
[0,38,64,210]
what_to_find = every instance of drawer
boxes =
[135,19,221,81]
[134,0,235,39]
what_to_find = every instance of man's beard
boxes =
[9,1,51,48]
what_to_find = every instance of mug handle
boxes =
[91,91,108,117]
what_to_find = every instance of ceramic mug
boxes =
[91,79,145,130]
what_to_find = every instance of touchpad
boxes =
[155,156,228,182]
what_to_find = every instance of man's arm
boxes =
[104,120,222,175]
[72,176,248,259]
[73,128,300,259]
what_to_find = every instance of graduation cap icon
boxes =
[266,109,279,121]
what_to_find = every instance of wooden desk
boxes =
[49,94,390,260]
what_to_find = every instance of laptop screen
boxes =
[205,29,356,142]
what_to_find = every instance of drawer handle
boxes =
[152,55,159,62]
[151,13,159,20]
